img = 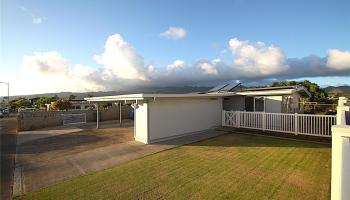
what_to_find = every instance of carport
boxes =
[85,93,233,144]
[85,94,143,139]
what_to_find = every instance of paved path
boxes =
[0,117,18,200]
[13,128,225,196]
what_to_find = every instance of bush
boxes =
[51,99,72,111]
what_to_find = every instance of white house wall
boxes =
[134,102,148,144]
[147,97,222,143]
[265,96,282,113]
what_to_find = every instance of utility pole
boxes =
[0,81,9,115]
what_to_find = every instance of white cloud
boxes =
[93,34,149,81]
[167,60,185,71]
[160,27,187,39]
[229,38,288,75]
[71,64,99,78]
[22,51,69,76]
[147,65,157,73]
[18,34,350,95]
[19,6,46,24]
[198,62,218,75]
[21,51,105,92]
[326,49,350,70]
[32,17,45,24]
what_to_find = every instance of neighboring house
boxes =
[211,84,311,113]
[85,83,311,144]
[46,99,94,111]
[69,99,95,110]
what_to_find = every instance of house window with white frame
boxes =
[245,96,265,112]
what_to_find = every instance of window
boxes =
[254,97,265,112]
[245,96,254,111]
[245,96,265,112]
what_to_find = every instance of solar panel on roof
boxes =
[208,84,228,92]
[220,82,240,91]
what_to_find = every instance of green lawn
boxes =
[15,132,331,200]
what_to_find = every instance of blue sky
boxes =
[1,0,350,95]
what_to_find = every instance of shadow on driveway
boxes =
[0,117,18,200]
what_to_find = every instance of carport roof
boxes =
[84,93,238,102]
[84,85,310,102]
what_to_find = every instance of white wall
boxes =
[265,96,282,113]
[331,126,350,200]
[134,102,148,144]
[342,136,350,200]
[147,97,222,143]
[332,98,350,200]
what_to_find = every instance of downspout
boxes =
[133,103,136,139]
[147,100,150,144]
[119,102,122,125]
[96,103,99,129]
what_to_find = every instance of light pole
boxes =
[0,81,9,115]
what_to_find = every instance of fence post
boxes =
[222,110,227,126]
[222,110,226,126]
[236,111,240,128]
[262,113,266,131]
[337,97,349,125]
[294,113,298,135]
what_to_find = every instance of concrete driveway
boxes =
[0,117,18,200]
[14,120,136,194]
[13,120,226,196]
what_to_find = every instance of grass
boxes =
[14,132,331,200]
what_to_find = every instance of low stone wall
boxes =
[17,106,132,131]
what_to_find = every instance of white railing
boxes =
[223,111,336,137]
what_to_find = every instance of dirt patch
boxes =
[286,172,310,188]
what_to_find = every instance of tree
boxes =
[51,99,72,111]
[268,80,334,114]
[86,94,94,98]
[0,99,6,109]
[270,80,329,103]
[9,97,31,110]
[68,94,76,100]
[35,96,58,109]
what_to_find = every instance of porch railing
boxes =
[222,111,336,137]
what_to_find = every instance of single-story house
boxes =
[69,99,95,110]
[85,83,311,144]
[46,99,94,111]
[215,84,311,113]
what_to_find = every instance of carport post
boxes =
[96,103,99,129]
[119,102,122,125]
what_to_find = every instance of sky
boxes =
[1,0,350,96]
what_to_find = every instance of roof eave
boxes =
[294,87,312,98]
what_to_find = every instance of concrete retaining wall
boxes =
[18,106,132,131]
